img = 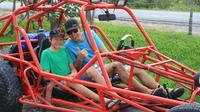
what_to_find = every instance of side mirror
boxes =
[98,14,116,21]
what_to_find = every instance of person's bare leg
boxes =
[86,66,106,85]
[133,67,159,89]
[105,62,152,94]
[45,83,54,103]
[66,81,103,101]
[66,81,119,106]
[87,66,119,96]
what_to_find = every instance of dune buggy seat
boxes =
[34,33,51,61]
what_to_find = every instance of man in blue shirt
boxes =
[64,18,184,99]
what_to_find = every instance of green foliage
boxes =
[62,3,80,18]
[0,18,50,44]
[0,22,15,43]
[155,0,171,9]
[128,0,200,12]
[94,22,200,101]
[146,29,200,71]
[95,22,200,72]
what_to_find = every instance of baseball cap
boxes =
[65,19,79,33]
[50,28,65,38]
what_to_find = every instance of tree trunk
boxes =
[91,10,95,25]
[50,13,59,30]
[20,0,24,19]
[86,11,91,24]
[188,0,195,35]
[86,10,95,25]
[50,2,59,30]
[10,0,17,34]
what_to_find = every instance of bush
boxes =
[127,0,200,11]
[155,0,171,9]
[128,0,156,8]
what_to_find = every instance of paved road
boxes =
[95,9,200,26]
[0,1,20,10]
[0,1,200,26]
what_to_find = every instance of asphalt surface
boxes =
[0,1,21,10]
[0,1,200,26]
[95,9,200,26]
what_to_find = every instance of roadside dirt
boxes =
[0,10,10,17]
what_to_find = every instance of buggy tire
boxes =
[118,106,145,112]
[0,60,23,112]
[168,103,200,112]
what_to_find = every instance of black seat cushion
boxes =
[34,33,51,61]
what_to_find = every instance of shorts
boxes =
[79,72,94,82]
[49,80,65,86]
[93,64,130,75]
[48,72,93,85]
[93,64,130,81]
[79,64,130,82]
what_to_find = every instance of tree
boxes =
[0,0,5,4]
[86,10,95,25]
[188,0,195,35]
[9,0,17,34]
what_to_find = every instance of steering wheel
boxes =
[116,34,135,51]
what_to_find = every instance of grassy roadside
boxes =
[128,4,200,12]
[1,21,200,101]
[95,22,200,101]
[94,22,200,71]
[1,20,200,76]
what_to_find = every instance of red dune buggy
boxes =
[0,0,200,112]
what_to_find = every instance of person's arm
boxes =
[68,63,77,78]
[91,30,108,64]
[73,47,88,71]
[95,45,109,64]
[99,45,109,53]
[43,70,54,103]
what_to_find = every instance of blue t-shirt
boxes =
[64,30,103,67]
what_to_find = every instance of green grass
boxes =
[168,4,200,12]
[130,4,200,12]
[127,1,200,12]
[94,22,200,72]
[1,20,200,102]
[94,22,200,101]
[0,18,51,44]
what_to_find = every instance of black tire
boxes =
[168,103,200,112]
[118,106,145,112]
[0,60,23,112]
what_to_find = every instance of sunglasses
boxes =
[67,29,78,35]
